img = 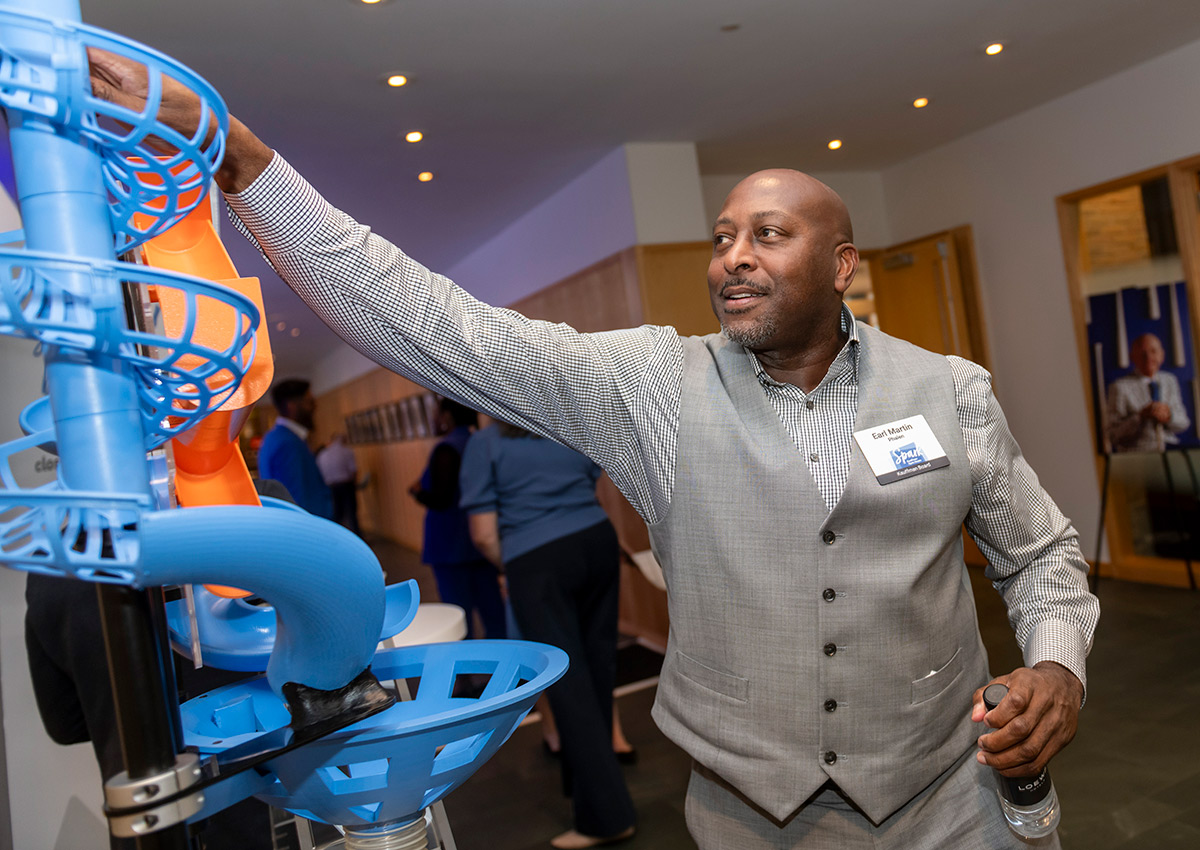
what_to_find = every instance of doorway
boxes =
[860,226,990,368]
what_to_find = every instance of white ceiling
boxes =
[79,0,1200,376]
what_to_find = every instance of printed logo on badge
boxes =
[853,414,950,485]
[890,443,926,469]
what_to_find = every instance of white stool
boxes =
[384,602,468,648]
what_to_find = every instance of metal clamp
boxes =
[104,752,204,838]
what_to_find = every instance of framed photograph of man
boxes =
[1087,281,1198,454]
[406,396,428,439]
[345,412,364,445]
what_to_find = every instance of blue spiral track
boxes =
[0,0,566,835]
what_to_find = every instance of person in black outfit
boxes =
[22,478,297,849]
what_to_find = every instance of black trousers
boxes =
[506,520,636,837]
[24,574,272,850]
[329,480,360,534]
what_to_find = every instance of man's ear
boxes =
[834,243,859,294]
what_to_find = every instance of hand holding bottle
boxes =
[972,660,1082,777]
[981,683,1061,838]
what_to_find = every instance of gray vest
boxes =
[649,323,991,824]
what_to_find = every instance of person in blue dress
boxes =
[409,399,506,639]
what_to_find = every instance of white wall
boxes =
[879,35,1200,547]
[0,335,109,850]
[0,184,109,850]
[319,142,712,391]
[444,146,638,307]
[701,170,892,250]
[625,142,709,245]
[311,341,380,397]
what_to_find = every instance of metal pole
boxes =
[1092,453,1112,595]
[1160,451,1196,591]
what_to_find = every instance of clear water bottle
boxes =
[982,683,1061,839]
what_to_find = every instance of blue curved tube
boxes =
[138,506,385,693]
[163,579,419,673]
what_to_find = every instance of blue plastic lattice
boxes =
[0,248,259,444]
[0,8,228,252]
[0,450,145,583]
[181,641,569,828]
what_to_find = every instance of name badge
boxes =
[853,414,949,485]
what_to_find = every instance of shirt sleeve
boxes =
[459,432,498,515]
[223,154,681,523]
[1164,373,1191,434]
[1104,378,1143,450]
[949,356,1100,700]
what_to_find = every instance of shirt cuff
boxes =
[1024,619,1089,706]
[223,152,328,255]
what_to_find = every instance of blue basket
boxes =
[0,465,146,583]
[0,8,228,253]
[181,640,568,828]
[0,249,259,445]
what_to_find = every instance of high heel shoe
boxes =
[549,826,635,849]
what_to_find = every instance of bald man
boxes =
[92,52,1097,850]
[1105,332,1190,452]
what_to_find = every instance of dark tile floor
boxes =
[371,537,1200,850]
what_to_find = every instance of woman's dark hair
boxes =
[497,421,537,439]
[438,398,478,428]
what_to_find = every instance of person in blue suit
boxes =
[256,379,333,519]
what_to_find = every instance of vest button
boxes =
[822,587,836,602]
[823,642,837,656]
[822,530,836,545]
[824,699,838,712]
[824,750,838,765]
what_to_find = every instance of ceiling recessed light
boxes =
[385,74,408,87]
[913,97,929,108]
[985,42,1004,56]
[405,131,423,143]
[720,24,741,32]
[290,327,300,337]
[418,171,434,182]
[827,139,843,150]
[275,321,286,331]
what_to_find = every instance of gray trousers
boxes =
[684,750,1062,850]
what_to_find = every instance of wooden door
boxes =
[866,228,986,365]
[865,228,990,566]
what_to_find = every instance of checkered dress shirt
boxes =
[226,154,1098,692]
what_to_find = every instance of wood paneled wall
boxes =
[313,241,715,641]
[313,369,436,552]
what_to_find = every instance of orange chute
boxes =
[136,178,275,598]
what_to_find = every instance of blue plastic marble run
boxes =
[0,1,566,845]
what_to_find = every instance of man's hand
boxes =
[87,47,272,193]
[971,661,1083,778]
[1140,401,1171,424]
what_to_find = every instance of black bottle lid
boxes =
[981,682,1053,806]
[983,683,1008,711]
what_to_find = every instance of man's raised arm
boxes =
[87,48,681,526]
[89,47,273,193]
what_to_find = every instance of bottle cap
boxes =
[982,683,1008,711]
